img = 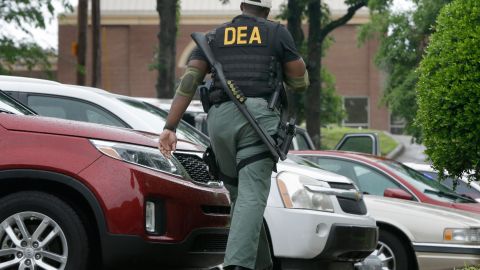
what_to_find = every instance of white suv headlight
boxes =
[444,228,480,244]
[90,139,185,177]
[277,171,335,212]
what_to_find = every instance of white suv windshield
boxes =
[116,98,210,147]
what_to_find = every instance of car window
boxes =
[27,95,126,128]
[295,134,311,150]
[336,136,375,155]
[304,156,405,196]
[352,165,403,196]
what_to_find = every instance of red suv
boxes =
[0,92,230,269]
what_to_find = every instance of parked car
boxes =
[288,154,480,270]
[405,162,480,203]
[1,76,379,269]
[0,91,231,269]
[292,150,480,213]
[136,97,316,150]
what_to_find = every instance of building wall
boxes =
[57,22,389,131]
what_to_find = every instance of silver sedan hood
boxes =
[366,195,480,231]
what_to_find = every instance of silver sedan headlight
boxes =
[90,139,185,177]
[444,228,480,244]
[276,171,335,212]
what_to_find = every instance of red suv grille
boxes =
[174,153,219,184]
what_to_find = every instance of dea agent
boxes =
[159,1,309,269]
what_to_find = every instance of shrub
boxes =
[416,0,480,182]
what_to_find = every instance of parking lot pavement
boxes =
[391,135,428,164]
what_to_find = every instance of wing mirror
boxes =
[384,188,413,201]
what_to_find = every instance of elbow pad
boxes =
[175,66,204,98]
[285,70,310,92]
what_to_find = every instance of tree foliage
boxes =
[359,0,451,140]
[416,0,480,182]
[0,0,72,75]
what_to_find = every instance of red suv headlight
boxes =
[90,139,187,178]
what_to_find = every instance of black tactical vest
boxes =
[210,15,282,98]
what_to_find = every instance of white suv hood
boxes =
[276,160,354,185]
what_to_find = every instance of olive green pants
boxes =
[207,98,280,270]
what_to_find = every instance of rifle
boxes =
[191,32,287,162]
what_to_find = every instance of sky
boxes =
[22,0,415,50]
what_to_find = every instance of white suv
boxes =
[1,76,379,269]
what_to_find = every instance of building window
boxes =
[390,113,406,134]
[343,97,369,129]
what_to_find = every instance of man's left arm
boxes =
[159,59,209,157]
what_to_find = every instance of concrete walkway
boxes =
[391,135,428,164]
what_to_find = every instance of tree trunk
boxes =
[287,0,305,49]
[76,0,88,86]
[286,0,306,120]
[91,0,102,87]
[156,0,178,98]
[306,0,322,148]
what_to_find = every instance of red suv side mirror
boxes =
[384,188,413,201]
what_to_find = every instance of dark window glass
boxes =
[337,136,374,155]
[344,97,368,128]
[390,114,406,134]
[296,134,310,150]
[27,95,126,127]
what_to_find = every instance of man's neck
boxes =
[242,11,267,19]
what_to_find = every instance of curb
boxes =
[384,131,405,160]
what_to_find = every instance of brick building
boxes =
[57,0,399,132]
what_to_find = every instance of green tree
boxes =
[0,0,71,75]
[416,0,480,182]
[282,0,390,148]
[359,0,451,140]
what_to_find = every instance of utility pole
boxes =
[91,0,102,87]
[77,0,88,85]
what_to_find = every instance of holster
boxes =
[275,119,296,157]
[199,82,212,113]
[203,145,219,179]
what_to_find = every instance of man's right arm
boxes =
[277,26,309,92]
[284,59,309,92]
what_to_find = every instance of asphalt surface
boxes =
[391,135,428,164]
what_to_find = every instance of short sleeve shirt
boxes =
[189,18,301,65]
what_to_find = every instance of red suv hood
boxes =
[0,115,203,152]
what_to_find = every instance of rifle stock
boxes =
[191,32,286,161]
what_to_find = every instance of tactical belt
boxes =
[209,89,271,106]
